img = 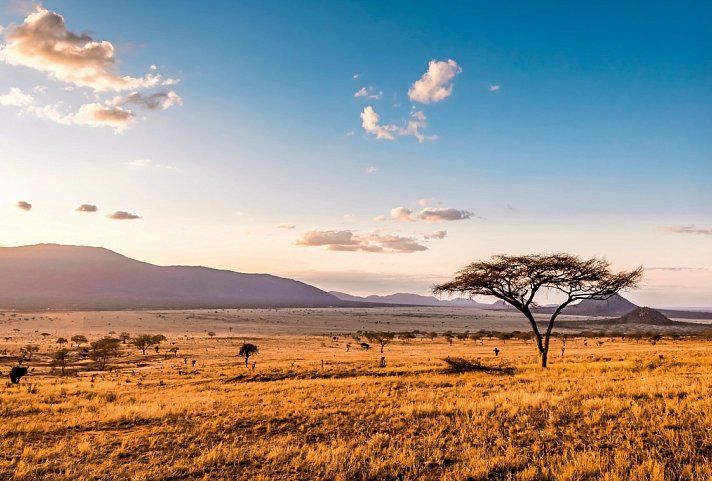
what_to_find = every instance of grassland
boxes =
[0,308,710,480]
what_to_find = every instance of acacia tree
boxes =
[434,253,642,367]
[365,332,394,353]
[90,337,121,370]
[238,343,259,368]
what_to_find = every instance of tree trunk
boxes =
[541,349,548,368]
[244,356,249,368]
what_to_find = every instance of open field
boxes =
[0,308,711,480]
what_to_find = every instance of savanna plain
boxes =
[1,307,710,481]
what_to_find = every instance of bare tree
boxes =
[238,343,259,368]
[434,253,642,367]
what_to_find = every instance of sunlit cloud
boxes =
[296,230,427,253]
[0,7,175,92]
[360,106,429,143]
[390,206,415,222]
[0,87,34,106]
[408,59,462,104]
[276,223,296,229]
[75,204,97,212]
[16,200,32,211]
[107,211,141,220]
[662,225,712,235]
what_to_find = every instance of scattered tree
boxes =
[365,332,394,353]
[434,253,642,367]
[20,344,39,360]
[56,337,68,347]
[238,343,259,368]
[71,335,88,347]
[90,337,121,370]
[119,332,131,344]
[51,349,70,375]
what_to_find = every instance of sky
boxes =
[0,1,710,307]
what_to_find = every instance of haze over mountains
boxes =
[0,244,341,309]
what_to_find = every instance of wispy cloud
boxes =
[123,159,152,167]
[354,86,383,99]
[75,204,97,212]
[296,230,427,253]
[16,200,31,211]
[107,211,140,220]
[379,206,473,223]
[489,85,501,92]
[113,91,182,110]
[663,225,712,235]
[423,230,447,239]
[408,59,462,104]
[365,165,377,174]
[276,223,296,229]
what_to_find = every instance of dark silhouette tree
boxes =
[131,334,153,355]
[434,253,642,367]
[52,348,70,374]
[71,335,88,347]
[90,337,121,370]
[365,332,394,353]
[56,337,68,347]
[119,332,131,344]
[238,343,259,368]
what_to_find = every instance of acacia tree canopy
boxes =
[433,253,643,367]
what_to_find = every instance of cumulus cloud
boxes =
[418,207,472,222]
[75,204,97,212]
[361,106,429,143]
[107,211,140,220]
[424,230,447,239]
[0,87,34,106]
[277,223,296,229]
[390,206,415,222]
[296,230,427,254]
[663,225,712,235]
[408,59,462,104]
[16,200,31,211]
[0,8,175,92]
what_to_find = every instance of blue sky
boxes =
[1,1,710,306]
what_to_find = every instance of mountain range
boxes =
[0,244,341,309]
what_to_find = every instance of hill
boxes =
[329,291,491,307]
[0,244,342,310]
[553,307,710,334]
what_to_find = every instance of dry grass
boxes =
[0,309,710,480]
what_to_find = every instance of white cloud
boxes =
[276,223,296,229]
[76,204,98,212]
[389,206,415,222]
[19,101,135,132]
[354,86,382,99]
[360,106,429,143]
[365,165,377,174]
[489,85,501,92]
[123,159,152,167]
[296,230,427,253]
[408,59,462,104]
[0,8,175,92]
[663,225,712,235]
[0,87,34,107]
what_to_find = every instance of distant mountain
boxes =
[329,291,491,308]
[553,306,710,333]
[0,244,342,310]
[533,293,639,316]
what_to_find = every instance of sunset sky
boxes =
[1,1,710,306]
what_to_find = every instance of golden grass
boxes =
[0,311,710,480]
